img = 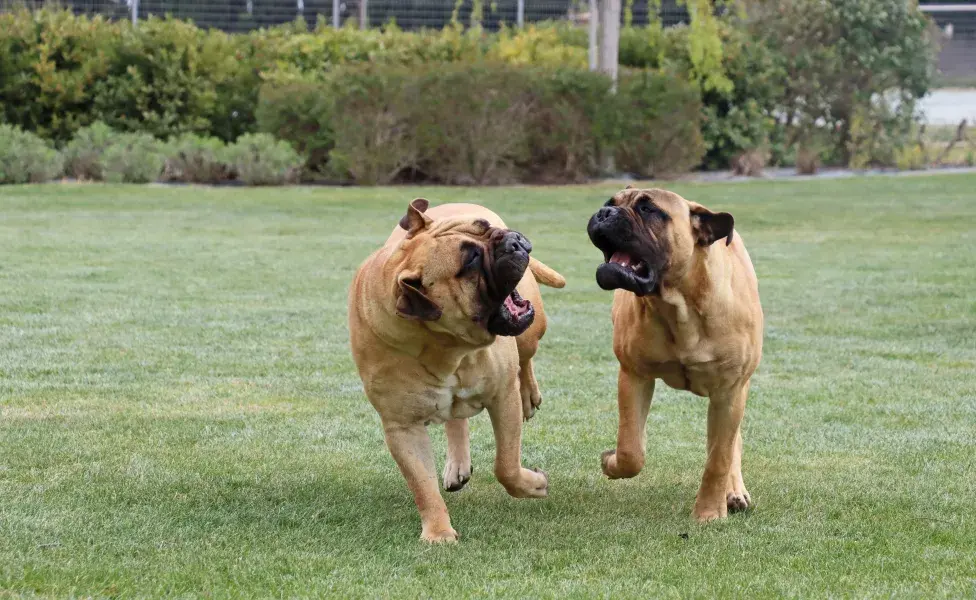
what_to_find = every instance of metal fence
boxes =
[2,0,689,30]
[3,1,975,80]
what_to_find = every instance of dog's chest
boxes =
[425,374,487,424]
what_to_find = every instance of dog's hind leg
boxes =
[518,359,542,421]
[443,418,472,492]
[515,304,545,420]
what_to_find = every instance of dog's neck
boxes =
[647,242,736,349]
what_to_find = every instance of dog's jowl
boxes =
[588,187,763,522]
[348,199,565,542]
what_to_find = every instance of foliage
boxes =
[752,0,936,166]
[0,124,63,184]
[91,16,260,141]
[0,4,937,175]
[256,82,336,174]
[490,24,587,68]
[613,71,705,178]
[101,132,168,184]
[261,63,700,185]
[164,134,232,184]
[63,122,116,181]
[0,9,119,142]
[224,133,304,185]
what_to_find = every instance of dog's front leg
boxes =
[486,383,548,498]
[693,381,749,522]
[383,421,458,543]
[602,368,655,479]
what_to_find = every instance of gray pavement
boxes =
[919,88,976,125]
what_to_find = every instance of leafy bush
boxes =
[63,122,116,180]
[91,16,260,141]
[752,0,936,166]
[526,69,618,182]
[613,71,705,178]
[0,9,119,142]
[256,82,335,174]
[411,64,538,185]
[321,66,420,185]
[0,125,63,184]
[102,132,168,183]
[259,62,702,185]
[164,134,232,183]
[224,133,303,185]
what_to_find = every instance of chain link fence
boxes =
[3,1,974,81]
[1,0,689,30]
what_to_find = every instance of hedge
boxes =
[0,3,936,178]
[256,63,703,185]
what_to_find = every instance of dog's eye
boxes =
[603,199,614,207]
[638,203,653,215]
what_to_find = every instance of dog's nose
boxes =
[500,231,532,255]
[595,206,616,223]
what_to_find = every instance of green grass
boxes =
[1,177,975,598]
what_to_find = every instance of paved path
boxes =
[920,89,976,125]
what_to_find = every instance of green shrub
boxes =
[411,64,538,185]
[224,133,303,185]
[0,124,63,184]
[256,82,335,174]
[63,122,116,180]
[260,63,702,185]
[0,9,120,142]
[164,134,231,183]
[102,132,168,183]
[752,0,935,165]
[320,66,420,185]
[91,16,261,141]
[613,71,705,178]
[526,69,618,182]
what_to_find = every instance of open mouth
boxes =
[486,289,535,336]
[606,251,649,277]
[594,246,658,296]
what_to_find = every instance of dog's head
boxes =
[393,199,535,346]
[586,187,734,296]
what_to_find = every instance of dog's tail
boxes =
[529,257,566,289]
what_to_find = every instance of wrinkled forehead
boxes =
[610,188,687,215]
[428,216,493,239]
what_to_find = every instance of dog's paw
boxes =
[726,489,751,513]
[600,449,642,479]
[501,467,549,499]
[693,498,728,523]
[421,526,459,544]
[443,460,472,492]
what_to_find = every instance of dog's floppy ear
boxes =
[399,198,432,238]
[395,276,442,321]
[690,205,735,247]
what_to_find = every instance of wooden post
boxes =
[360,0,368,29]
[598,0,620,89]
[588,0,598,71]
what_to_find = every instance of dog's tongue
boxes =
[610,251,633,267]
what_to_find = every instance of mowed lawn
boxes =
[1,176,974,598]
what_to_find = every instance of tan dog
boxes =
[349,199,565,542]
[587,187,763,522]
